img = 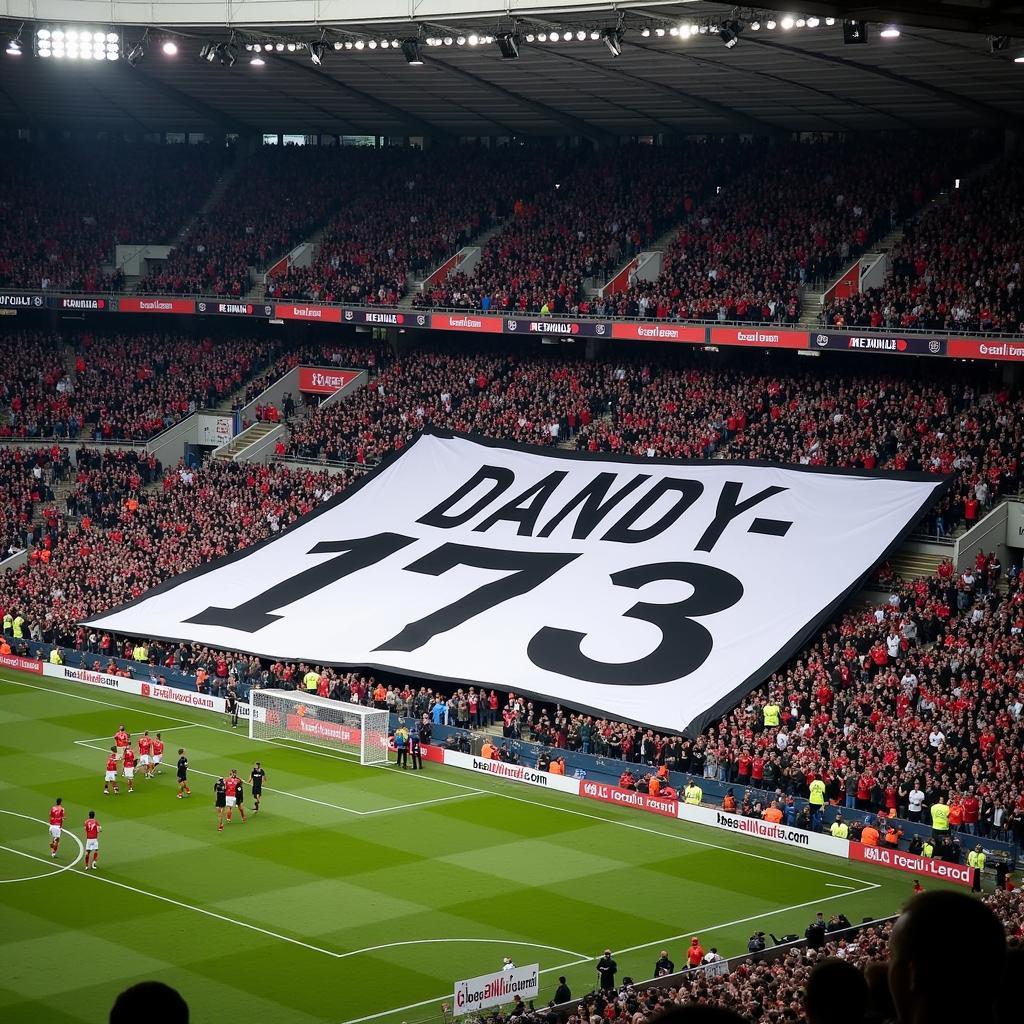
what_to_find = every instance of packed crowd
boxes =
[0,330,287,440]
[414,144,718,315]
[139,146,343,297]
[415,137,972,322]
[267,145,534,306]
[0,140,223,292]
[823,148,1024,335]
[0,446,68,557]
[285,346,611,463]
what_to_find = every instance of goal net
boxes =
[249,689,390,765]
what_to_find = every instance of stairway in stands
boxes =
[212,421,279,462]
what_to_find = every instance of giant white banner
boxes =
[86,429,945,735]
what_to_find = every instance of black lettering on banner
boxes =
[602,479,704,544]
[537,473,651,539]
[418,466,515,529]
[376,544,579,652]
[474,471,569,536]
[527,562,743,685]
[184,533,416,632]
[696,482,789,553]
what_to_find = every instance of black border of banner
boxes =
[84,428,951,738]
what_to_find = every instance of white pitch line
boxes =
[73,725,198,746]
[11,676,879,887]
[334,937,588,962]
[826,883,857,890]
[0,810,85,882]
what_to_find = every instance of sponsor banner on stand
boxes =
[297,367,361,395]
[677,802,851,856]
[810,332,946,356]
[432,313,504,334]
[611,322,706,343]
[710,326,808,350]
[59,296,110,311]
[273,303,343,323]
[197,300,273,317]
[0,293,45,309]
[454,963,540,1016]
[0,653,43,675]
[444,749,581,795]
[85,429,947,736]
[849,843,972,886]
[343,309,431,329]
[580,780,678,817]
[947,337,1024,361]
[119,297,196,315]
[503,318,607,338]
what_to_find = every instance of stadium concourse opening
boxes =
[0,0,1023,1022]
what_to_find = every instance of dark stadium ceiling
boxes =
[0,2,1022,137]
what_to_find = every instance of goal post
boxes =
[248,689,391,765]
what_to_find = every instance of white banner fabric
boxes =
[85,430,945,735]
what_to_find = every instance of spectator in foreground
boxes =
[888,891,1006,1024]
[110,981,188,1024]
[804,958,868,1024]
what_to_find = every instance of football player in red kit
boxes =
[83,811,102,870]
[103,747,120,795]
[224,770,247,823]
[48,797,65,858]
[138,731,153,779]
[122,745,138,793]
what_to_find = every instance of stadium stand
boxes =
[267,144,539,305]
[138,145,343,297]
[823,148,1024,336]
[0,140,223,292]
[0,446,66,557]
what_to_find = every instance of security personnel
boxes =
[930,797,951,836]
[808,774,827,810]
[409,729,423,770]
[2,611,12,635]
[684,778,703,805]
[762,700,781,729]
[921,838,935,858]
[12,612,24,639]
[967,844,986,893]
[393,724,409,768]
[303,668,320,693]
[830,814,850,839]
[49,647,64,665]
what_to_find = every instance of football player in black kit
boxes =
[249,762,266,813]
[214,777,227,831]
[226,687,240,729]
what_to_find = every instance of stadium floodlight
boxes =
[401,38,424,64]
[601,27,623,56]
[456,34,466,45]
[496,33,519,60]
[576,30,586,41]
[380,39,390,48]
[718,20,742,48]
[880,26,901,39]
[1016,53,1024,64]
[367,39,377,49]
[640,27,650,37]
[766,19,777,30]
[354,39,365,49]
[6,35,22,56]
[796,18,806,28]
[780,16,795,30]
[249,689,390,765]
[537,32,548,42]
[806,17,819,28]
[467,33,479,46]
[200,43,217,62]
[825,17,836,26]
[162,40,178,55]
[750,20,761,31]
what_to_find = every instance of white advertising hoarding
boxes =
[454,963,540,1016]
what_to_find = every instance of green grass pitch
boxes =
[0,671,951,1024]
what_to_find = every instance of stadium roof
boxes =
[0,1,1022,136]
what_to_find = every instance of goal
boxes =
[248,689,390,765]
